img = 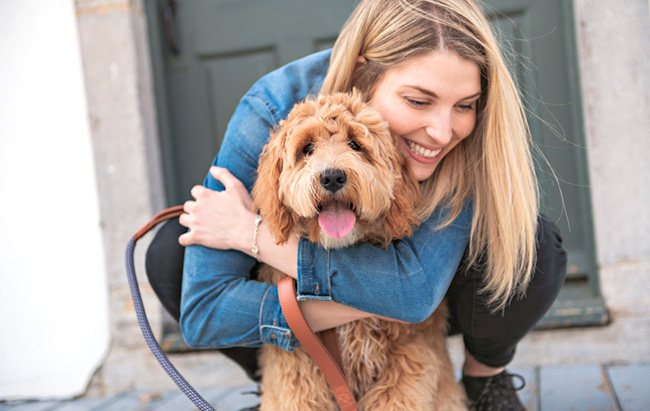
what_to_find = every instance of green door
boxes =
[146,0,357,206]
[485,0,605,326]
[146,0,604,333]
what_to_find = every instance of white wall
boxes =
[574,0,650,316]
[0,0,109,400]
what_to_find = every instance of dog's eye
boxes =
[348,140,362,151]
[302,143,315,156]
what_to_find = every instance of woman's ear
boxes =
[252,126,293,244]
[353,55,368,77]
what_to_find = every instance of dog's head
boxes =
[252,90,420,249]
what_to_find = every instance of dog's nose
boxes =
[320,169,347,193]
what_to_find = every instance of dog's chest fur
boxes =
[257,264,439,398]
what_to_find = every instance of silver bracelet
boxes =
[251,215,263,261]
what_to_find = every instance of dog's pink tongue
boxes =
[318,202,356,239]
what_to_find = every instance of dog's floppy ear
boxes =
[252,124,294,244]
[381,162,421,244]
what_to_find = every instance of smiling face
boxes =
[367,50,482,182]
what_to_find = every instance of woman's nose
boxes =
[425,110,453,145]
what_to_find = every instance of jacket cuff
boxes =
[296,238,333,301]
[259,286,300,351]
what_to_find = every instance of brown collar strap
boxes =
[278,276,357,411]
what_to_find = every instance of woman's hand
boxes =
[178,166,256,252]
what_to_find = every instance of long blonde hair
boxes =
[321,0,539,310]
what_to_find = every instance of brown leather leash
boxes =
[133,205,185,241]
[130,206,357,410]
[278,276,357,411]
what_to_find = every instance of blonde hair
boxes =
[321,0,539,310]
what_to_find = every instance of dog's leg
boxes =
[426,330,469,411]
[259,345,339,411]
[357,317,468,411]
[430,358,469,411]
[356,333,438,411]
[425,307,468,411]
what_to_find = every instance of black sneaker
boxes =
[462,370,526,411]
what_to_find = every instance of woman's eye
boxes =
[405,98,429,108]
[457,102,476,111]
[302,143,314,156]
[348,140,362,151]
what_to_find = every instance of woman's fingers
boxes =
[178,231,191,246]
[178,210,190,228]
[210,166,243,191]
[183,199,195,213]
[210,166,254,210]
[178,230,202,247]
[190,185,208,200]
[179,199,197,230]
[177,166,256,250]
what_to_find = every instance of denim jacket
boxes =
[180,49,472,352]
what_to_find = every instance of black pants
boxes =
[446,214,567,367]
[145,214,567,381]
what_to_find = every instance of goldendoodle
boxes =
[252,91,467,410]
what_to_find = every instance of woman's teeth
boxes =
[407,140,442,159]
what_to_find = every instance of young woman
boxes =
[171,0,568,409]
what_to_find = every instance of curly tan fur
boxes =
[252,91,467,410]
